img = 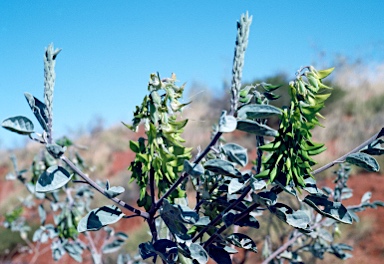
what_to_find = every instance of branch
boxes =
[203,202,259,248]
[261,231,302,264]
[192,184,252,242]
[313,128,384,175]
[155,132,223,208]
[61,155,149,219]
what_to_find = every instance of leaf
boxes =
[218,111,237,133]
[252,191,277,207]
[223,212,259,229]
[105,186,125,198]
[304,193,352,224]
[236,120,278,137]
[222,143,248,167]
[2,116,34,135]
[46,144,66,159]
[77,205,125,232]
[328,243,353,260]
[228,178,244,194]
[139,240,178,263]
[160,200,191,240]
[361,192,372,204]
[237,104,282,120]
[226,233,257,253]
[204,159,241,178]
[250,178,267,191]
[179,243,208,264]
[303,177,323,195]
[183,160,204,177]
[102,238,127,254]
[207,245,231,264]
[269,203,311,230]
[346,152,380,172]
[38,204,46,225]
[36,166,73,192]
[24,93,49,131]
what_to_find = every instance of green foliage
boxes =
[1,12,384,264]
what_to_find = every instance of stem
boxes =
[203,203,259,248]
[155,132,223,209]
[192,184,252,242]
[261,231,302,264]
[85,231,103,264]
[61,155,149,219]
[256,135,265,174]
[313,128,384,175]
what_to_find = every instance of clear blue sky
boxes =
[1,1,383,148]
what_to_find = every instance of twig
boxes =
[192,184,252,242]
[61,155,149,219]
[313,128,384,175]
[155,132,223,209]
[261,231,302,264]
[203,202,259,248]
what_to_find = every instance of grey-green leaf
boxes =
[237,104,282,120]
[36,166,73,192]
[160,200,191,240]
[46,144,66,159]
[226,233,257,253]
[228,178,244,194]
[105,186,125,198]
[184,160,204,177]
[346,152,380,172]
[236,120,278,137]
[219,111,237,133]
[204,159,241,178]
[102,239,127,254]
[304,193,352,224]
[77,205,125,232]
[24,93,49,132]
[222,143,248,167]
[2,116,34,135]
[269,203,310,230]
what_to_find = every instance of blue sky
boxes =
[1,1,383,148]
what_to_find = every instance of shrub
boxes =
[2,12,384,264]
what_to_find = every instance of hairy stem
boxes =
[61,155,149,219]
[203,202,259,248]
[313,128,384,175]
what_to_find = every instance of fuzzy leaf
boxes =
[222,143,248,167]
[204,159,241,178]
[236,120,278,137]
[228,178,244,194]
[160,200,191,240]
[2,116,34,135]
[207,245,231,264]
[346,152,380,172]
[226,233,257,253]
[184,160,204,177]
[219,111,237,133]
[36,166,73,192]
[269,203,311,230]
[77,205,124,232]
[105,186,125,198]
[237,104,282,120]
[304,193,352,224]
[252,191,277,207]
[139,240,178,263]
[46,144,66,159]
[24,93,49,131]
